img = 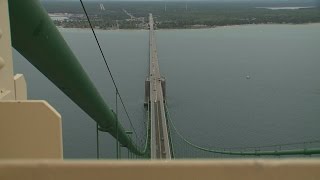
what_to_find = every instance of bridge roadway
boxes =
[148,14,171,159]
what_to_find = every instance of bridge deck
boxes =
[148,14,171,159]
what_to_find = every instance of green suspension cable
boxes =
[165,103,320,156]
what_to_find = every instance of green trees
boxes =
[44,1,320,30]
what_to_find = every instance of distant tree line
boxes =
[43,1,320,29]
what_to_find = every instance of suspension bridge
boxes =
[142,13,320,159]
[4,0,320,160]
[139,13,320,159]
[2,1,320,179]
[147,14,171,159]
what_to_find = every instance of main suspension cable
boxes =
[79,0,138,140]
[165,103,320,156]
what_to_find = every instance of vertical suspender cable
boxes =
[79,0,139,151]
[96,123,100,159]
[116,90,119,159]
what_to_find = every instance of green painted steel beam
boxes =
[8,0,144,155]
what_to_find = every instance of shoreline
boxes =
[58,22,320,32]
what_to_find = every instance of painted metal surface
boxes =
[0,101,62,159]
[0,0,15,100]
[8,0,144,155]
[1,160,320,180]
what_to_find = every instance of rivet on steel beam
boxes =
[0,57,5,70]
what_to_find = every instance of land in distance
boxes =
[42,1,320,30]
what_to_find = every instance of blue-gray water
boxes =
[13,24,320,158]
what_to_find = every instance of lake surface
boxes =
[13,24,320,159]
